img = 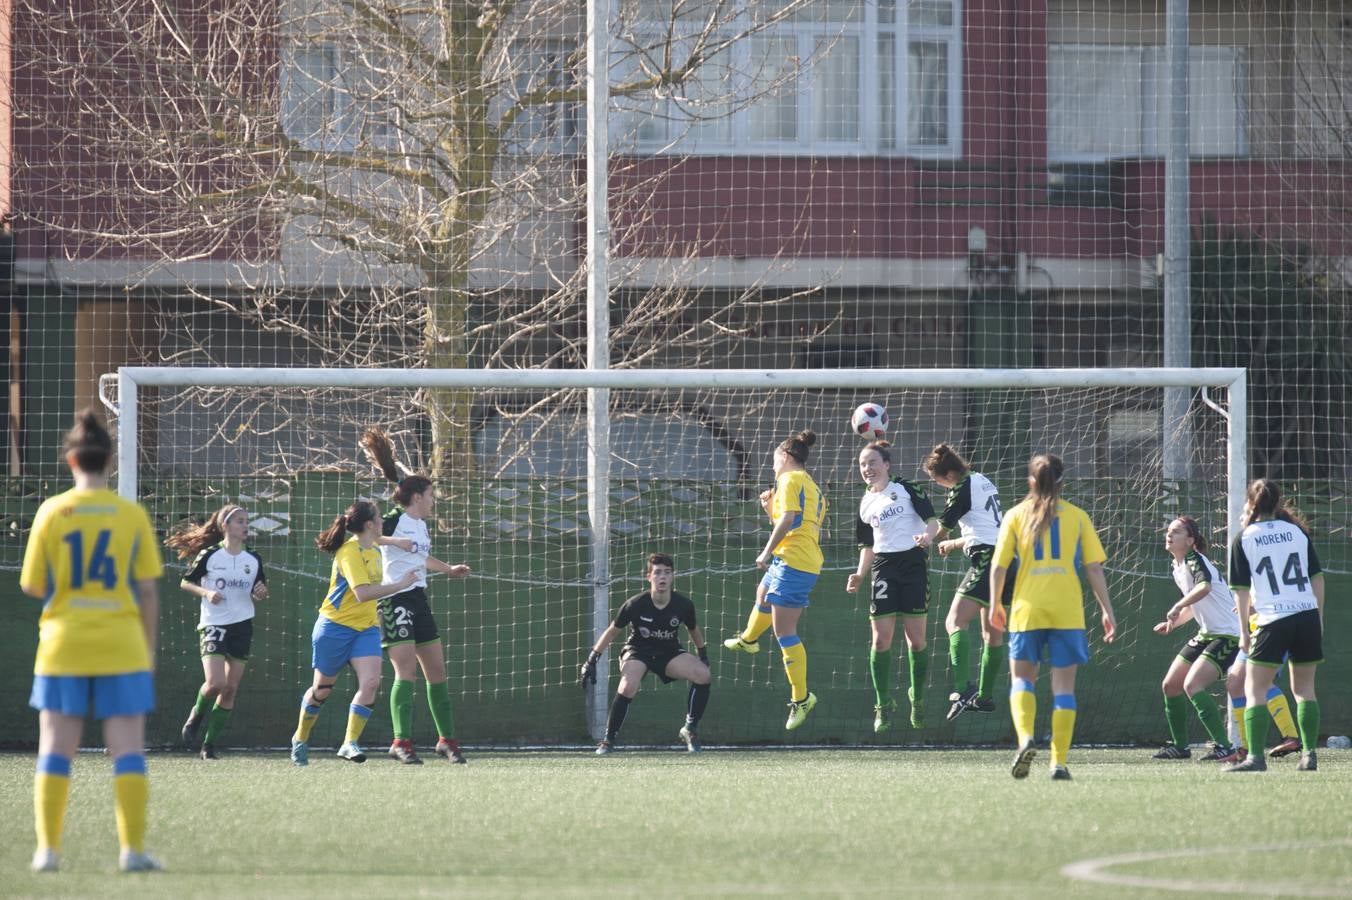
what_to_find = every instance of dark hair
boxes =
[316,500,380,554]
[647,552,675,573]
[923,442,969,479]
[167,504,245,560]
[360,429,433,508]
[860,440,893,466]
[65,408,113,474]
[1242,479,1307,531]
[777,429,817,465]
[1174,516,1208,554]
[1021,453,1065,542]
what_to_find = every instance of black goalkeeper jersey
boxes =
[613,591,697,655]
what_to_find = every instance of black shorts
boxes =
[620,644,687,684]
[955,545,1016,608]
[870,549,929,619]
[1177,632,1240,673]
[1250,608,1322,667]
[380,587,439,648]
[199,619,254,660]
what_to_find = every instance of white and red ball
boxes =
[850,403,889,439]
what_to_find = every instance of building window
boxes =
[505,41,582,152]
[280,44,397,151]
[618,0,962,157]
[1048,44,1247,161]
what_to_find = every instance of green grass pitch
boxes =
[2,748,1350,897]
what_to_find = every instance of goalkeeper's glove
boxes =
[580,650,600,688]
[697,645,709,664]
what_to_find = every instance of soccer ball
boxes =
[850,403,888,439]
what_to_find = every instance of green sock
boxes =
[1297,699,1320,752]
[948,630,970,694]
[390,679,415,740]
[427,685,456,740]
[977,644,1005,700]
[907,644,929,702]
[868,649,892,706]
[203,703,232,744]
[1163,692,1190,747]
[1244,705,1271,756]
[192,689,214,719]
[1188,691,1228,746]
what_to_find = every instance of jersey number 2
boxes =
[63,529,118,589]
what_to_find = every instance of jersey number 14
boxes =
[1252,552,1309,595]
[62,529,118,589]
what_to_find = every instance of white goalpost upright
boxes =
[104,365,1246,746]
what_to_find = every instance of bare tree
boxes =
[16,0,819,478]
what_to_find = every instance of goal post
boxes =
[104,365,1246,748]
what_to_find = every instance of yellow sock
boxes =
[1232,697,1247,747]
[112,755,148,854]
[1266,687,1297,739]
[34,755,72,852]
[741,604,773,643]
[779,637,808,702]
[293,698,322,743]
[1010,678,1036,745]
[1051,696,1078,766]
[345,703,373,744]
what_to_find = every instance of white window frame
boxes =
[1048,43,1248,163]
[623,0,962,158]
[280,42,399,153]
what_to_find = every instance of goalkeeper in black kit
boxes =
[580,553,711,754]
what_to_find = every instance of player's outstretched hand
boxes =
[1152,620,1169,635]
[448,564,471,577]
[580,651,600,688]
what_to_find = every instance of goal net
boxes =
[107,366,1244,749]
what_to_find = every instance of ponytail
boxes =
[361,428,434,508]
[1020,453,1064,543]
[65,408,113,473]
[1242,479,1307,531]
[316,500,379,554]
[1175,516,1209,554]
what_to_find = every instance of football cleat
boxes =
[595,740,614,756]
[388,739,423,765]
[678,725,702,753]
[1050,765,1073,781]
[1215,746,1247,764]
[1152,743,1191,760]
[785,693,818,731]
[946,685,977,723]
[1269,736,1302,758]
[908,691,925,729]
[290,739,309,767]
[1010,739,1037,779]
[180,710,204,747]
[722,636,760,654]
[435,738,467,764]
[1297,751,1318,772]
[873,699,897,734]
[199,743,219,761]
[1223,753,1268,773]
[968,697,996,713]
[118,850,163,873]
[1198,742,1234,762]
[30,849,59,873]
[337,741,367,763]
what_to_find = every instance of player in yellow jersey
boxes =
[989,454,1117,781]
[289,500,417,766]
[723,429,826,730]
[21,410,164,873]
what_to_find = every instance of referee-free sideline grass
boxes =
[1,748,1349,898]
